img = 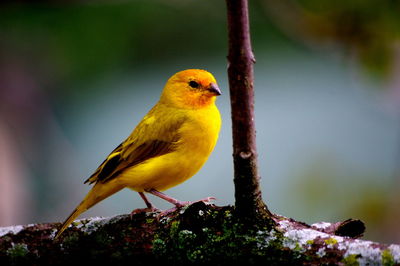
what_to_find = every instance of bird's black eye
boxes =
[189,81,199,88]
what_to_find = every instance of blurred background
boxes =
[1,0,399,244]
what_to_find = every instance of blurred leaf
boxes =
[262,0,400,78]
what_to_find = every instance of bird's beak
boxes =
[207,83,222,96]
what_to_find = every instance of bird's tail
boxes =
[54,181,124,239]
[54,206,82,240]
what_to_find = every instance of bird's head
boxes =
[160,69,221,109]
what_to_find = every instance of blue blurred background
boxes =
[1,0,399,244]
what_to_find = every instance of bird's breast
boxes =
[179,106,221,155]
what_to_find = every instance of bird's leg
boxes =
[130,192,160,217]
[139,192,156,209]
[147,189,188,207]
[147,189,215,208]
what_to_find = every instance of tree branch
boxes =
[226,0,271,222]
[1,203,399,265]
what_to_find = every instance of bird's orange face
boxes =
[161,69,221,109]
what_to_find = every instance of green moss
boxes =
[342,254,360,266]
[94,231,113,245]
[306,240,314,245]
[169,221,180,236]
[71,221,81,227]
[61,232,81,250]
[152,204,304,264]
[293,242,305,252]
[6,243,29,258]
[382,249,395,266]
[324,237,338,246]
[89,232,114,258]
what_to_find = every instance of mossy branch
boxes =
[1,203,399,265]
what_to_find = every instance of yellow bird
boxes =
[55,69,222,239]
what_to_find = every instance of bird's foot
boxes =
[196,196,216,204]
[159,207,180,216]
[174,196,216,208]
[130,206,160,218]
[157,196,217,216]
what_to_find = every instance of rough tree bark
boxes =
[226,0,271,222]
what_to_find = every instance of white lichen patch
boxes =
[388,244,400,262]
[311,222,332,230]
[49,228,58,240]
[279,220,350,257]
[316,247,326,257]
[256,229,278,249]
[278,219,400,264]
[338,239,399,265]
[159,216,171,224]
[283,227,331,246]
[69,215,123,235]
[279,220,333,250]
[277,220,293,231]
[179,229,194,235]
[281,227,334,253]
[0,225,24,237]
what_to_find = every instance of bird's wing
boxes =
[84,107,185,185]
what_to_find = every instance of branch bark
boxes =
[1,203,399,265]
[226,0,271,221]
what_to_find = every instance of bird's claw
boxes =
[173,196,216,208]
[130,207,161,219]
[198,196,217,204]
[156,197,216,217]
